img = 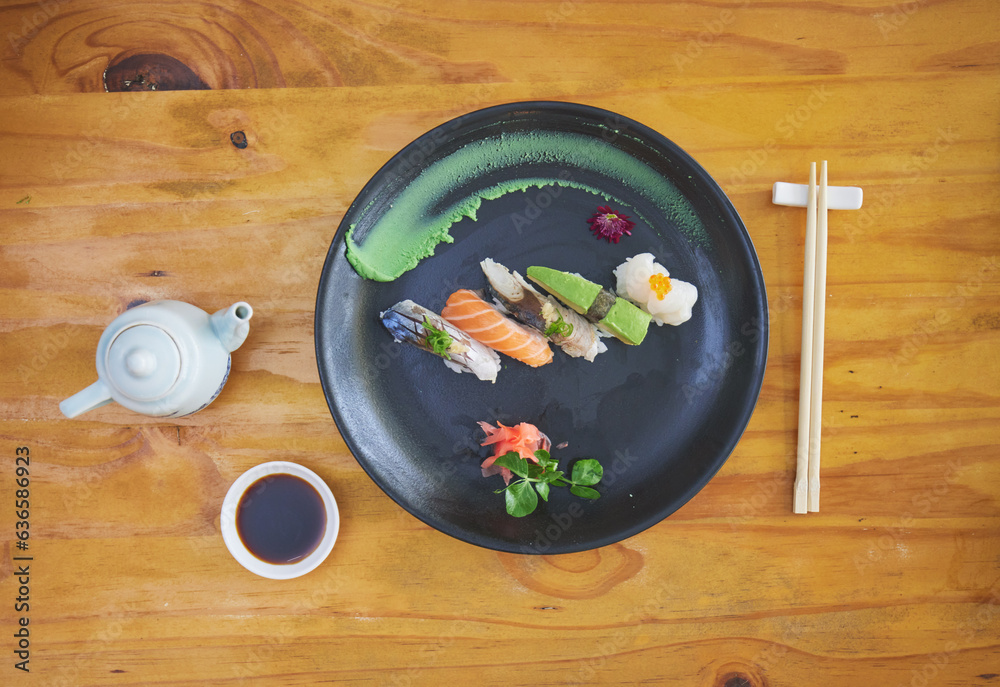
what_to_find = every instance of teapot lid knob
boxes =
[106,325,180,401]
[125,349,158,377]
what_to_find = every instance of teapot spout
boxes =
[211,302,254,353]
[60,380,113,418]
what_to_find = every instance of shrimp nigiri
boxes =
[441,289,553,367]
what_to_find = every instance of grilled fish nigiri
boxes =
[380,300,501,382]
[441,289,553,367]
[480,258,607,362]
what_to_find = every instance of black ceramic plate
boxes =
[316,101,767,554]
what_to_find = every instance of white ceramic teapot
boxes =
[60,300,253,419]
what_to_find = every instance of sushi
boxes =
[613,253,698,326]
[526,266,652,346]
[441,289,554,367]
[380,300,502,382]
[480,258,607,362]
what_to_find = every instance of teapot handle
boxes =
[60,380,114,418]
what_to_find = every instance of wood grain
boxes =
[3,0,999,94]
[1,0,999,685]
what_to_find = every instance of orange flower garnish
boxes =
[649,273,672,300]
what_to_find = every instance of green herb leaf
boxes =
[542,470,566,485]
[570,485,601,500]
[534,450,558,471]
[493,451,530,479]
[506,480,539,516]
[489,443,604,517]
[543,312,574,338]
[421,317,453,359]
[526,462,546,480]
[571,459,604,486]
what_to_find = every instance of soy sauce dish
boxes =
[221,461,340,579]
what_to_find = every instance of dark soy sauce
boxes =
[236,474,326,564]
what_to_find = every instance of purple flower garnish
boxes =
[588,205,635,243]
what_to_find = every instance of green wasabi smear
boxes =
[346,131,705,281]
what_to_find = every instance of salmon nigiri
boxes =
[442,289,553,367]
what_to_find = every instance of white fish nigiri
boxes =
[613,253,698,326]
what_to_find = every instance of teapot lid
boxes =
[105,325,181,401]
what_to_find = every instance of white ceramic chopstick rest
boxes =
[772,182,863,210]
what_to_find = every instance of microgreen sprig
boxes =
[421,316,453,359]
[493,450,603,517]
[543,311,574,339]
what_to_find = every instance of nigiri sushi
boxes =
[480,258,607,362]
[441,289,553,367]
[526,266,651,345]
[380,300,501,382]
[613,253,698,326]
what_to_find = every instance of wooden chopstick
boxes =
[808,161,829,512]
[793,162,818,514]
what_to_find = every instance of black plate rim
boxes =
[315,100,769,554]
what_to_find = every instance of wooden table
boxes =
[2,1,998,685]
